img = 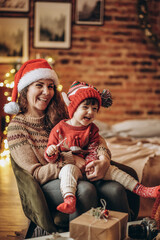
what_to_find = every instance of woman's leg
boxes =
[94,180,132,220]
[42,179,98,221]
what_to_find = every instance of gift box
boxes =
[70,210,128,240]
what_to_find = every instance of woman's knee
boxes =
[70,181,98,221]
[107,181,127,199]
[77,181,97,198]
[95,180,125,198]
[77,181,98,208]
[95,180,130,212]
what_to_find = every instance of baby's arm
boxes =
[85,137,111,177]
[85,142,98,163]
[85,136,112,181]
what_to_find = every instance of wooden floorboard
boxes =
[0,162,28,240]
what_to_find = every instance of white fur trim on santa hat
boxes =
[4,102,20,115]
[18,68,59,92]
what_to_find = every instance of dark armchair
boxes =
[11,157,68,238]
[11,157,140,239]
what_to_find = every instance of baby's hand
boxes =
[46,145,58,156]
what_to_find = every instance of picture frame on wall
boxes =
[0,0,29,12]
[75,0,104,25]
[0,18,29,63]
[34,1,72,49]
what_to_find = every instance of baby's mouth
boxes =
[84,116,91,120]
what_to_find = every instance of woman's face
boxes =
[26,79,55,117]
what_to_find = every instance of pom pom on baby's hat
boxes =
[101,89,112,108]
[4,58,59,115]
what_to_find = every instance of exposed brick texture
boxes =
[0,0,160,128]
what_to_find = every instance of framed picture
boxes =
[75,0,104,25]
[0,0,29,12]
[34,2,72,49]
[0,18,29,63]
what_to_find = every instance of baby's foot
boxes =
[57,195,76,214]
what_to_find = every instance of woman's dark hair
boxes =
[18,85,69,132]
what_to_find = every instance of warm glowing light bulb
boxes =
[4,139,8,149]
[47,57,53,63]
[7,96,12,101]
[5,73,10,77]
[10,68,16,74]
[57,84,63,92]
[5,115,10,123]
[0,82,4,87]
[10,82,14,88]
[4,92,9,96]
[3,130,7,135]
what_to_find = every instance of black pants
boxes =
[42,162,139,222]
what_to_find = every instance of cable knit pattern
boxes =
[7,114,74,185]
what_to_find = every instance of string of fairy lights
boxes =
[0,57,63,167]
[137,0,160,51]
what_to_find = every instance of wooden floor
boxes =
[0,162,28,240]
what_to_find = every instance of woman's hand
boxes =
[73,154,86,174]
[85,155,110,181]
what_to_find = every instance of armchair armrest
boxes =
[111,160,140,220]
[10,156,57,233]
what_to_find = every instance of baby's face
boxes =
[71,101,99,127]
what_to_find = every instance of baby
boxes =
[44,81,160,214]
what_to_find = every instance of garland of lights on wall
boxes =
[0,57,63,167]
[137,0,160,51]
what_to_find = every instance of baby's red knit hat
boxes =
[4,58,59,115]
[66,81,112,118]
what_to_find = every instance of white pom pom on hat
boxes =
[4,58,59,115]
[4,102,20,115]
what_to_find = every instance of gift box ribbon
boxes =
[87,199,121,240]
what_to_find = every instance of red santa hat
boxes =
[4,58,59,115]
[62,81,112,118]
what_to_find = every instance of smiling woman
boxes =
[4,59,59,116]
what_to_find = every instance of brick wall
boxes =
[0,0,160,126]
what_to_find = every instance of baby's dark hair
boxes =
[82,98,99,107]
